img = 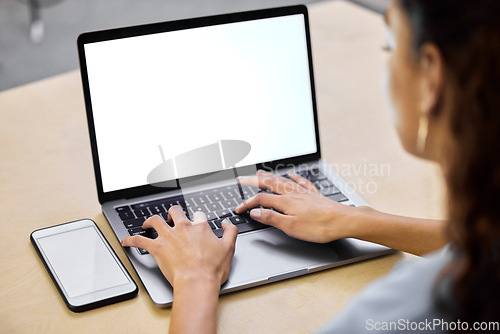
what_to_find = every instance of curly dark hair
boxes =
[398,0,500,330]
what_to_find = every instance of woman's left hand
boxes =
[236,170,361,243]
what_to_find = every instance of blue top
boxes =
[316,246,456,333]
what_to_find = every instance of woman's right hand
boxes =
[236,170,367,243]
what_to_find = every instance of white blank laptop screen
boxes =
[84,14,317,193]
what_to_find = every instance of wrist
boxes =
[341,205,377,239]
[172,272,221,293]
[170,272,220,334]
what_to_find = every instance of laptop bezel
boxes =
[77,5,321,204]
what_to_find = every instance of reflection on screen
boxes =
[84,14,317,192]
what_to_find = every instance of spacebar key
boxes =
[236,221,268,234]
[212,221,269,238]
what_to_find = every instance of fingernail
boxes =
[222,218,232,225]
[250,209,261,219]
[235,203,243,212]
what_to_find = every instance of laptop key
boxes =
[307,168,325,181]
[119,211,135,220]
[189,206,205,215]
[134,208,150,217]
[316,172,327,181]
[319,179,334,188]
[222,189,237,199]
[194,196,208,205]
[205,211,217,221]
[213,219,224,229]
[326,193,348,202]
[321,186,341,196]
[123,217,145,229]
[163,200,180,209]
[297,170,308,177]
[236,221,268,234]
[207,193,224,202]
[116,206,131,213]
[213,228,224,238]
[184,198,196,208]
[215,209,232,219]
[128,227,157,238]
[240,185,257,198]
[221,199,238,209]
[130,202,149,210]
[229,216,247,225]
[148,205,165,214]
[206,202,223,211]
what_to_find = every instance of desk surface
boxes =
[0,1,445,333]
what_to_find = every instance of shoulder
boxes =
[316,246,455,334]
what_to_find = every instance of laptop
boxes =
[77,5,394,307]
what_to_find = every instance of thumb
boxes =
[121,235,155,251]
[221,219,238,250]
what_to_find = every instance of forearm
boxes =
[170,276,221,334]
[347,206,448,256]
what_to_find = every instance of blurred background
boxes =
[0,0,389,92]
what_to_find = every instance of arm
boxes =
[121,208,238,334]
[170,276,220,334]
[349,206,447,256]
[236,170,447,256]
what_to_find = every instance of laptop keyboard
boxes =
[116,168,349,255]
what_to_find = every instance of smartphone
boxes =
[31,219,138,312]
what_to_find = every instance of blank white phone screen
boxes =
[38,226,130,298]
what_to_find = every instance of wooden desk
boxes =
[0,1,445,333]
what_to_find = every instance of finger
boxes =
[168,205,191,225]
[142,214,170,235]
[257,170,311,194]
[193,211,207,225]
[248,208,293,230]
[121,235,156,251]
[237,175,261,187]
[238,170,281,187]
[238,173,300,195]
[220,219,238,250]
[257,170,291,185]
[289,171,320,194]
[235,192,286,214]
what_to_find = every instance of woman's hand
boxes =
[121,206,238,287]
[237,170,448,255]
[236,170,362,243]
[121,207,238,334]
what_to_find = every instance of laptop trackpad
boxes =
[228,228,337,284]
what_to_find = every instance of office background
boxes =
[0,0,388,92]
